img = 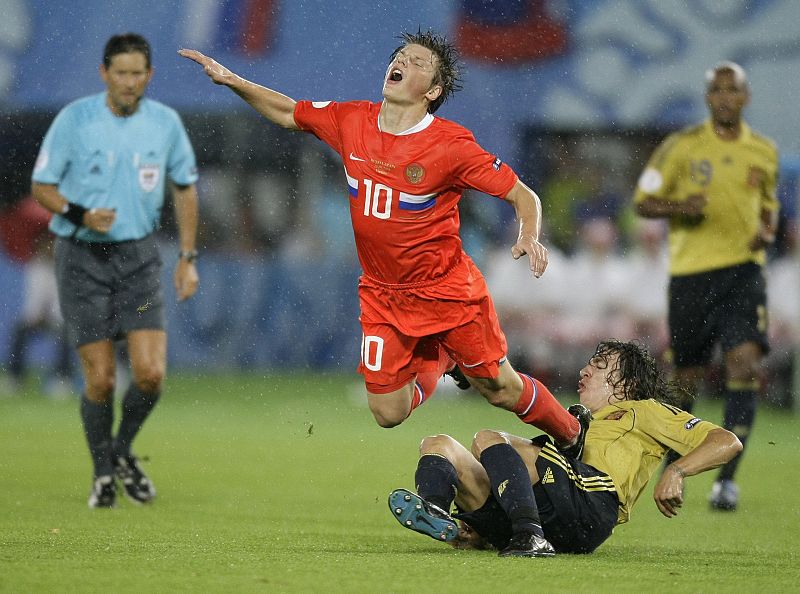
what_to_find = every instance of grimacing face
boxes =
[101,51,152,116]
[382,43,442,108]
[577,351,621,413]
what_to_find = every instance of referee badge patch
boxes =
[138,164,160,192]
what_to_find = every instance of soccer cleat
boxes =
[88,475,117,509]
[388,488,458,543]
[558,403,593,460]
[498,530,556,558]
[708,479,739,511]
[114,454,156,504]
[444,365,471,390]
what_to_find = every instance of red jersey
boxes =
[294,100,518,287]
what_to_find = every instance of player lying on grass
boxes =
[179,30,587,453]
[389,340,743,557]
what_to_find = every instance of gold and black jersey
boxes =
[582,399,716,524]
[634,120,779,276]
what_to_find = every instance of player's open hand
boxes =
[511,235,548,278]
[178,49,237,86]
[653,465,685,518]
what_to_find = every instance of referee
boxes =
[633,61,779,511]
[31,33,200,508]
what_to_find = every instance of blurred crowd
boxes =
[1,112,797,405]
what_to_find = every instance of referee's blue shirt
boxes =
[32,92,199,243]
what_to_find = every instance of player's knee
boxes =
[476,386,512,408]
[419,434,457,455]
[470,429,507,457]
[370,408,405,428]
[471,374,517,408]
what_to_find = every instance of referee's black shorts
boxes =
[669,262,769,367]
[455,436,619,553]
[54,235,165,347]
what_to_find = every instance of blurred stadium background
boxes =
[0,0,798,405]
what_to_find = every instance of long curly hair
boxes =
[593,340,691,408]
[391,29,463,113]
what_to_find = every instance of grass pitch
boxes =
[1,372,798,593]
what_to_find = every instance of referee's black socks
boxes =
[80,395,114,477]
[113,384,161,457]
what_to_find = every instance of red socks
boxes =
[408,350,455,416]
[512,373,579,443]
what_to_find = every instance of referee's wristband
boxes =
[178,249,198,263]
[61,202,88,227]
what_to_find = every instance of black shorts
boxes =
[455,437,619,554]
[54,235,165,347]
[668,262,769,367]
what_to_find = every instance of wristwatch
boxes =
[178,249,199,263]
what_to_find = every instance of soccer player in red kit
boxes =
[179,30,584,451]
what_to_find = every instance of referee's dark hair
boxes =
[103,33,151,69]
[594,339,691,408]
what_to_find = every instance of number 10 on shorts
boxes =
[361,335,384,371]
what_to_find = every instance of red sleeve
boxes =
[448,135,518,198]
[294,100,343,155]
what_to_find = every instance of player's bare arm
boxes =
[31,181,116,233]
[652,428,742,518]
[178,49,299,130]
[504,180,548,278]
[635,193,707,226]
[749,206,778,251]
[172,182,200,301]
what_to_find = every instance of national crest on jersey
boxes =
[294,100,518,286]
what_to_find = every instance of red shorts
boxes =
[357,256,508,393]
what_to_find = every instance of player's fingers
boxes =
[657,500,674,518]
[510,245,524,260]
[528,253,544,278]
[178,48,206,64]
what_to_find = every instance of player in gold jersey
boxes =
[388,340,741,556]
[632,62,779,511]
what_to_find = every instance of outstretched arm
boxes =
[653,428,742,518]
[504,180,548,278]
[178,49,300,130]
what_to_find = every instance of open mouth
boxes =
[389,69,403,82]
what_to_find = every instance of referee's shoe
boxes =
[114,454,156,504]
[88,475,116,509]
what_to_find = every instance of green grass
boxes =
[1,373,798,593]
